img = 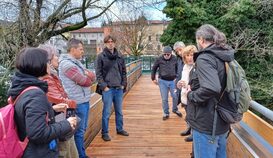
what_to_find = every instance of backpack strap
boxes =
[9,86,40,105]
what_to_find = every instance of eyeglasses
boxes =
[163,53,171,56]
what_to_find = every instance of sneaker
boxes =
[184,135,193,142]
[180,127,191,136]
[162,114,169,120]
[117,130,129,136]
[173,110,182,117]
[102,134,111,141]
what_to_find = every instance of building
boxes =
[103,20,169,56]
[70,27,104,55]
[145,20,169,55]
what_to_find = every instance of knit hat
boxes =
[163,46,173,54]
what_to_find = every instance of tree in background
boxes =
[161,0,273,109]
[105,15,149,56]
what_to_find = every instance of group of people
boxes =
[8,23,234,158]
[151,24,234,158]
[8,35,129,158]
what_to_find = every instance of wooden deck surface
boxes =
[87,75,192,158]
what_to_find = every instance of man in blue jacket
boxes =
[151,46,182,120]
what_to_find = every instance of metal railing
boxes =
[250,100,273,122]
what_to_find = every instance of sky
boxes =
[0,0,167,27]
[88,1,167,27]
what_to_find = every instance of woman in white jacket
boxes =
[177,45,197,142]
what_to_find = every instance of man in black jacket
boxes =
[151,46,182,120]
[186,24,235,158]
[95,35,129,141]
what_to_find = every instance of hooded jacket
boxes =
[8,72,72,158]
[186,44,235,135]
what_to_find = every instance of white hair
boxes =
[173,41,185,50]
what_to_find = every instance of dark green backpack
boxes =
[217,60,251,123]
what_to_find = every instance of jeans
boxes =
[158,78,178,115]
[193,129,228,158]
[101,88,124,135]
[74,102,90,158]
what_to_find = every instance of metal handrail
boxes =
[250,100,273,122]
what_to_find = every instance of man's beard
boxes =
[197,42,203,51]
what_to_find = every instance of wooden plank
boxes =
[87,75,192,158]
[227,132,253,158]
[243,110,273,146]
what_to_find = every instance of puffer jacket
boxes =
[187,44,235,135]
[8,72,72,158]
[41,74,77,108]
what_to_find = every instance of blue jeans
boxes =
[158,78,178,115]
[74,102,90,158]
[101,88,124,135]
[193,129,228,158]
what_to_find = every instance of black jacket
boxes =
[186,44,235,135]
[95,47,127,91]
[8,72,72,158]
[151,55,177,81]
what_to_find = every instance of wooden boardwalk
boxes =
[87,75,192,158]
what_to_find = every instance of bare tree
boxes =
[107,14,149,56]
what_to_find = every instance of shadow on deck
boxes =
[87,75,192,158]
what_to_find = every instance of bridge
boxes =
[84,60,273,158]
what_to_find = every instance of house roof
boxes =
[70,27,104,33]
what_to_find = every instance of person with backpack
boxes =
[7,48,77,158]
[58,38,95,158]
[39,44,79,158]
[95,35,129,141]
[186,24,235,158]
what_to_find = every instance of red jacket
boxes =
[41,74,77,108]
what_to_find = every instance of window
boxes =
[148,36,152,41]
[147,44,153,50]
[157,45,161,50]
[156,34,161,41]
[83,40,88,44]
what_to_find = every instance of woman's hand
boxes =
[52,103,68,113]
[67,117,77,130]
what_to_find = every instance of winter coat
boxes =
[151,55,178,81]
[186,44,235,135]
[95,47,127,91]
[41,74,76,108]
[8,72,72,158]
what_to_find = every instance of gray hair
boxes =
[173,41,185,50]
[196,24,227,48]
[38,44,58,60]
